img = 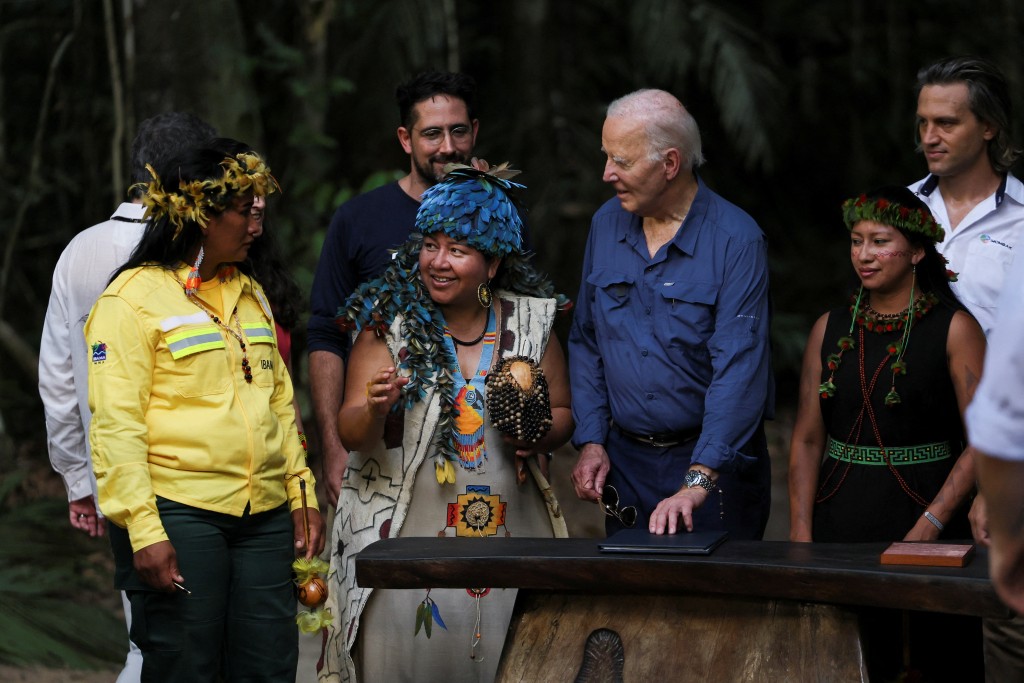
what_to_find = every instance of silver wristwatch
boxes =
[684,469,715,493]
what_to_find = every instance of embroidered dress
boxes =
[319,294,562,683]
[813,300,968,542]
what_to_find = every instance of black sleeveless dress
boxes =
[813,298,969,542]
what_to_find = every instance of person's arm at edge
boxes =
[903,310,985,541]
[267,312,324,558]
[309,350,347,507]
[976,452,1024,613]
[649,238,771,534]
[788,313,829,542]
[338,331,402,452]
[690,237,771,476]
[86,295,166,553]
[568,223,611,503]
[307,211,354,508]
[39,257,103,536]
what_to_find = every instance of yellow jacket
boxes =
[86,264,316,552]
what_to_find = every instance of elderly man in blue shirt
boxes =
[569,88,773,538]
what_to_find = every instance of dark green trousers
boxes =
[111,498,297,683]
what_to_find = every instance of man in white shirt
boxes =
[909,55,1024,681]
[910,56,1024,336]
[39,111,215,683]
[969,251,1024,614]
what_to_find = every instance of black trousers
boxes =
[111,498,297,683]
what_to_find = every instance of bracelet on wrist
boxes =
[923,510,944,532]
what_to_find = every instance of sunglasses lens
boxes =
[620,506,638,528]
[601,485,619,508]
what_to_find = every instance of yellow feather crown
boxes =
[132,152,280,238]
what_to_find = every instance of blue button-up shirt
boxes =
[568,176,773,472]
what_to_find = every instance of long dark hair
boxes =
[248,231,303,330]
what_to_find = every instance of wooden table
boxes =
[356,538,1004,681]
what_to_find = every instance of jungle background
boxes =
[2,0,1023,676]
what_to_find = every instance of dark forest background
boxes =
[1,0,1023,669]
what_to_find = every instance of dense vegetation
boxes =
[1,0,1022,667]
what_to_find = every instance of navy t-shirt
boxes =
[307,182,420,357]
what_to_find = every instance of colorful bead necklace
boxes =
[441,307,496,472]
[819,285,937,406]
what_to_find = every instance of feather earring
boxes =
[185,245,204,296]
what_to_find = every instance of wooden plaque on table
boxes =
[880,542,975,567]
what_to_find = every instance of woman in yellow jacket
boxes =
[86,143,325,683]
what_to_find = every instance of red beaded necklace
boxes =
[819,288,937,405]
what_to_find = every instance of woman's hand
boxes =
[365,366,409,417]
[133,540,185,593]
[503,435,548,484]
[292,507,327,559]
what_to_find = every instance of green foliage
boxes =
[631,0,783,170]
[0,471,125,669]
[2,0,1024,534]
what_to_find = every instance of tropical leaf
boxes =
[414,600,426,636]
[629,0,783,171]
[0,477,125,669]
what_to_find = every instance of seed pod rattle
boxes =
[485,355,553,443]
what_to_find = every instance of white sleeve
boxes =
[38,252,94,502]
[966,252,1024,460]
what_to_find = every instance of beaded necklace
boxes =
[175,274,252,383]
[441,307,496,471]
[819,286,937,405]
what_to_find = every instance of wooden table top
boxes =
[355,537,1007,617]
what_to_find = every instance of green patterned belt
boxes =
[825,437,953,466]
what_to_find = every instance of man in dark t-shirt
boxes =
[308,71,480,505]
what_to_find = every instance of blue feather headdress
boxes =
[416,162,525,257]
[337,163,570,481]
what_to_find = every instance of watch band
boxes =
[685,469,715,494]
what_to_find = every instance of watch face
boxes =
[686,470,711,491]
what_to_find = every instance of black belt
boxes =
[612,422,702,448]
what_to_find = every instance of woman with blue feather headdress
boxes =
[320,163,574,682]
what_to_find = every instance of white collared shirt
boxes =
[966,248,1024,460]
[38,202,146,502]
[910,173,1024,336]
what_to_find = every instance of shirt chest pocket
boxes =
[241,321,278,389]
[962,239,1014,307]
[658,281,717,355]
[163,325,231,397]
[587,268,635,340]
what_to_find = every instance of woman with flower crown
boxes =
[86,142,325,683]
[318,164,573,683]
[788,185,986,679]
[789,185,985,543]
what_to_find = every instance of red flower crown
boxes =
[841,195,944,243]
